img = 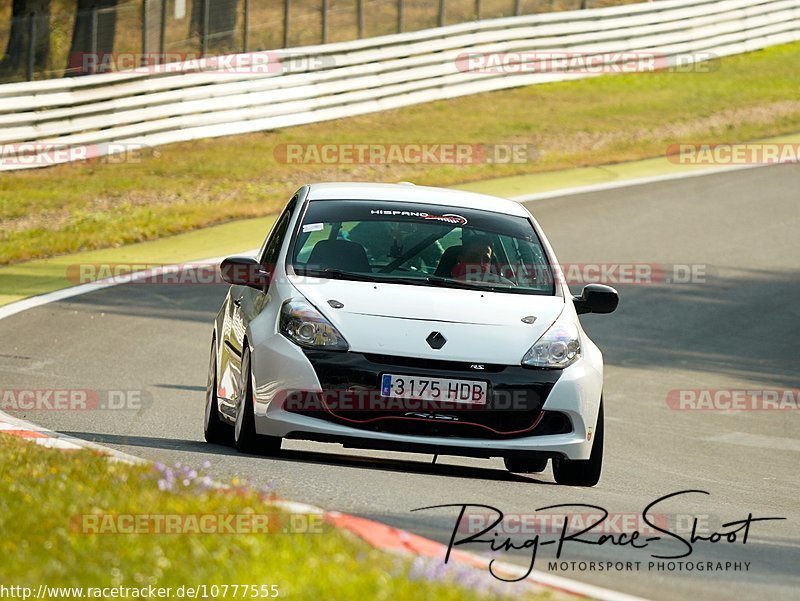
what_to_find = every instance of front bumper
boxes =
[288,350,570,439]
[250,334,602,460]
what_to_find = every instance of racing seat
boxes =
[434,245,463,278]
[306,239,371,273]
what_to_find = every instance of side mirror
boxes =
[573,284,619,315]
[220,256,269,289]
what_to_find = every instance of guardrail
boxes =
[1,0,799,170]
[0,0,637,83]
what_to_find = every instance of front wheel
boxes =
[234,345,281,456]
[552,400,604,487]
[204,337,232,445]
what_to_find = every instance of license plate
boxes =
[380,374,487,405]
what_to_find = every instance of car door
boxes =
[220,200,296,408]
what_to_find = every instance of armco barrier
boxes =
[1,0,799,170]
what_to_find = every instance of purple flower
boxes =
[149,458,226,495]
[406,555,527,598]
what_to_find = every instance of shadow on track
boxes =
[581,267,800,388]
[61,431,549,484]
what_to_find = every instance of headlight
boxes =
[521,312,581,368]
[280,299,349,351]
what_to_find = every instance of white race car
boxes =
[205,183,618,486]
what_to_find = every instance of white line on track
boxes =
[0,409,146,463]
[510,161,786,203]
[705,432,800,453]
[0,250,257,321]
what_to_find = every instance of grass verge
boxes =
[0,435,544,600]
[2,42,800,266]
[0,216,274,306]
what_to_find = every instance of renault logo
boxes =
[426,331,447,349]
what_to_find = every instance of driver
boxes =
[451,240,494,281]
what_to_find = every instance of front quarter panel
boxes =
[542,298,604,451]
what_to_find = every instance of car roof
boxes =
[304,182,530,218]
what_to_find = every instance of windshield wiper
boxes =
[423,275,517,292]
[421,275,478,289]
[375,274,512,292]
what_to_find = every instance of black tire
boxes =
[504,455,549,474]
[552,400,604,487]
[234,345,281,456]
[204,337,232,445]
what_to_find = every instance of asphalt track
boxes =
[2,164,799,600]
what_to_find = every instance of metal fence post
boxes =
[90,7,99,72]
[159,0,167,60]
[438,0,445,27]
[142,0,149,62]
[581,0,588,8]
[475,0,480,20]
[243,0,250,51]
[283,0,290,47]
[27,14,36,81]
[321,0,327,44]
[357,0,364,38]
[397,0,404,33]
[514,0,521,16]
[201,0,209,56]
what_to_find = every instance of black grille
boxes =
[285,350,568,440]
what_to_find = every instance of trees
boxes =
[0,0,52,80]
[190,0,237,53]
[0,0,239,81]
[66,0,120,75]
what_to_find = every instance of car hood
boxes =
[288,276,564,364]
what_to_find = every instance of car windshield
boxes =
[289,199,555,295]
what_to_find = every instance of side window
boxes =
[294,223,334,265]
[260,208,293,275]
